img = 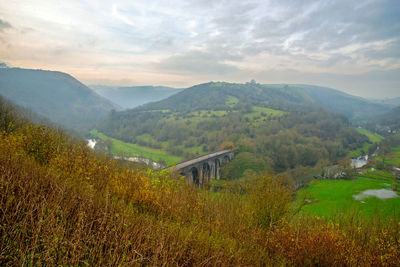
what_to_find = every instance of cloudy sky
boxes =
[0,0,399,98]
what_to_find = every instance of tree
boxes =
[221,152,265,180]
[220,141,235,150]
[247,172,292,227]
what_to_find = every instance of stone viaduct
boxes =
[173,149,234,186]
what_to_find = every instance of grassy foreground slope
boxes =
[1,96,399,265]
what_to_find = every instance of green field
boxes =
[348,128,383,157]
[297,139,400,219]
[295,176,400,218]
[163,110,232,124]
[244,106,286,125]
[90,130,182,165]
[375,145,400,166]
[225,96,239,107]
[355,128,383,143]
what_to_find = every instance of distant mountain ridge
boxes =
[136,82,389,121]
[90,85,183,109]
[0,67,118,133]
[370,97,400,108]
[290,84,390,121]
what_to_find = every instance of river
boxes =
[113,156,164,169]
[86,139,164,169]
[351,155,369,168]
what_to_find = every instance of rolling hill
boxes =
[0,67,118,133]
[137,82,389,120]
[90,85,183,109]
[292,84,390,121]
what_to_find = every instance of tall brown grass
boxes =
[0,106,399,265]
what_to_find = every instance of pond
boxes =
[353,188,398,200]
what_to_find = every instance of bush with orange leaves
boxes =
[261,216,400,266]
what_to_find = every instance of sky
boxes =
[0,0,399,98]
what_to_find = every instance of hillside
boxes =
[376,106,400,133]
[0,67,118,133]
[90,85,183,109]
[137,82,388,120]
[97,82,369,180]
[293,84,389,121]
[138,82,312,112]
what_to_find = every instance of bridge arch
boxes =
[202,162,211,184]
[190,167,199,185]
[222,155,230,164]
[214,158,221,179]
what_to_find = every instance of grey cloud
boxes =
[244,0,400,62]
[150,0,399,84]
[359,38,400,60]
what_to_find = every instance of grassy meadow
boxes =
[375,145,400,166]
[90,129,181,165]
[348,127,383,157]
[296,140,400,220]
[243,106,286,125]
[296,177,400,218]
[355,127,384,143]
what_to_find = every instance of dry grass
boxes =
[0,101,399,266]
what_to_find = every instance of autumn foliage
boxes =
[0,100,399,265]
